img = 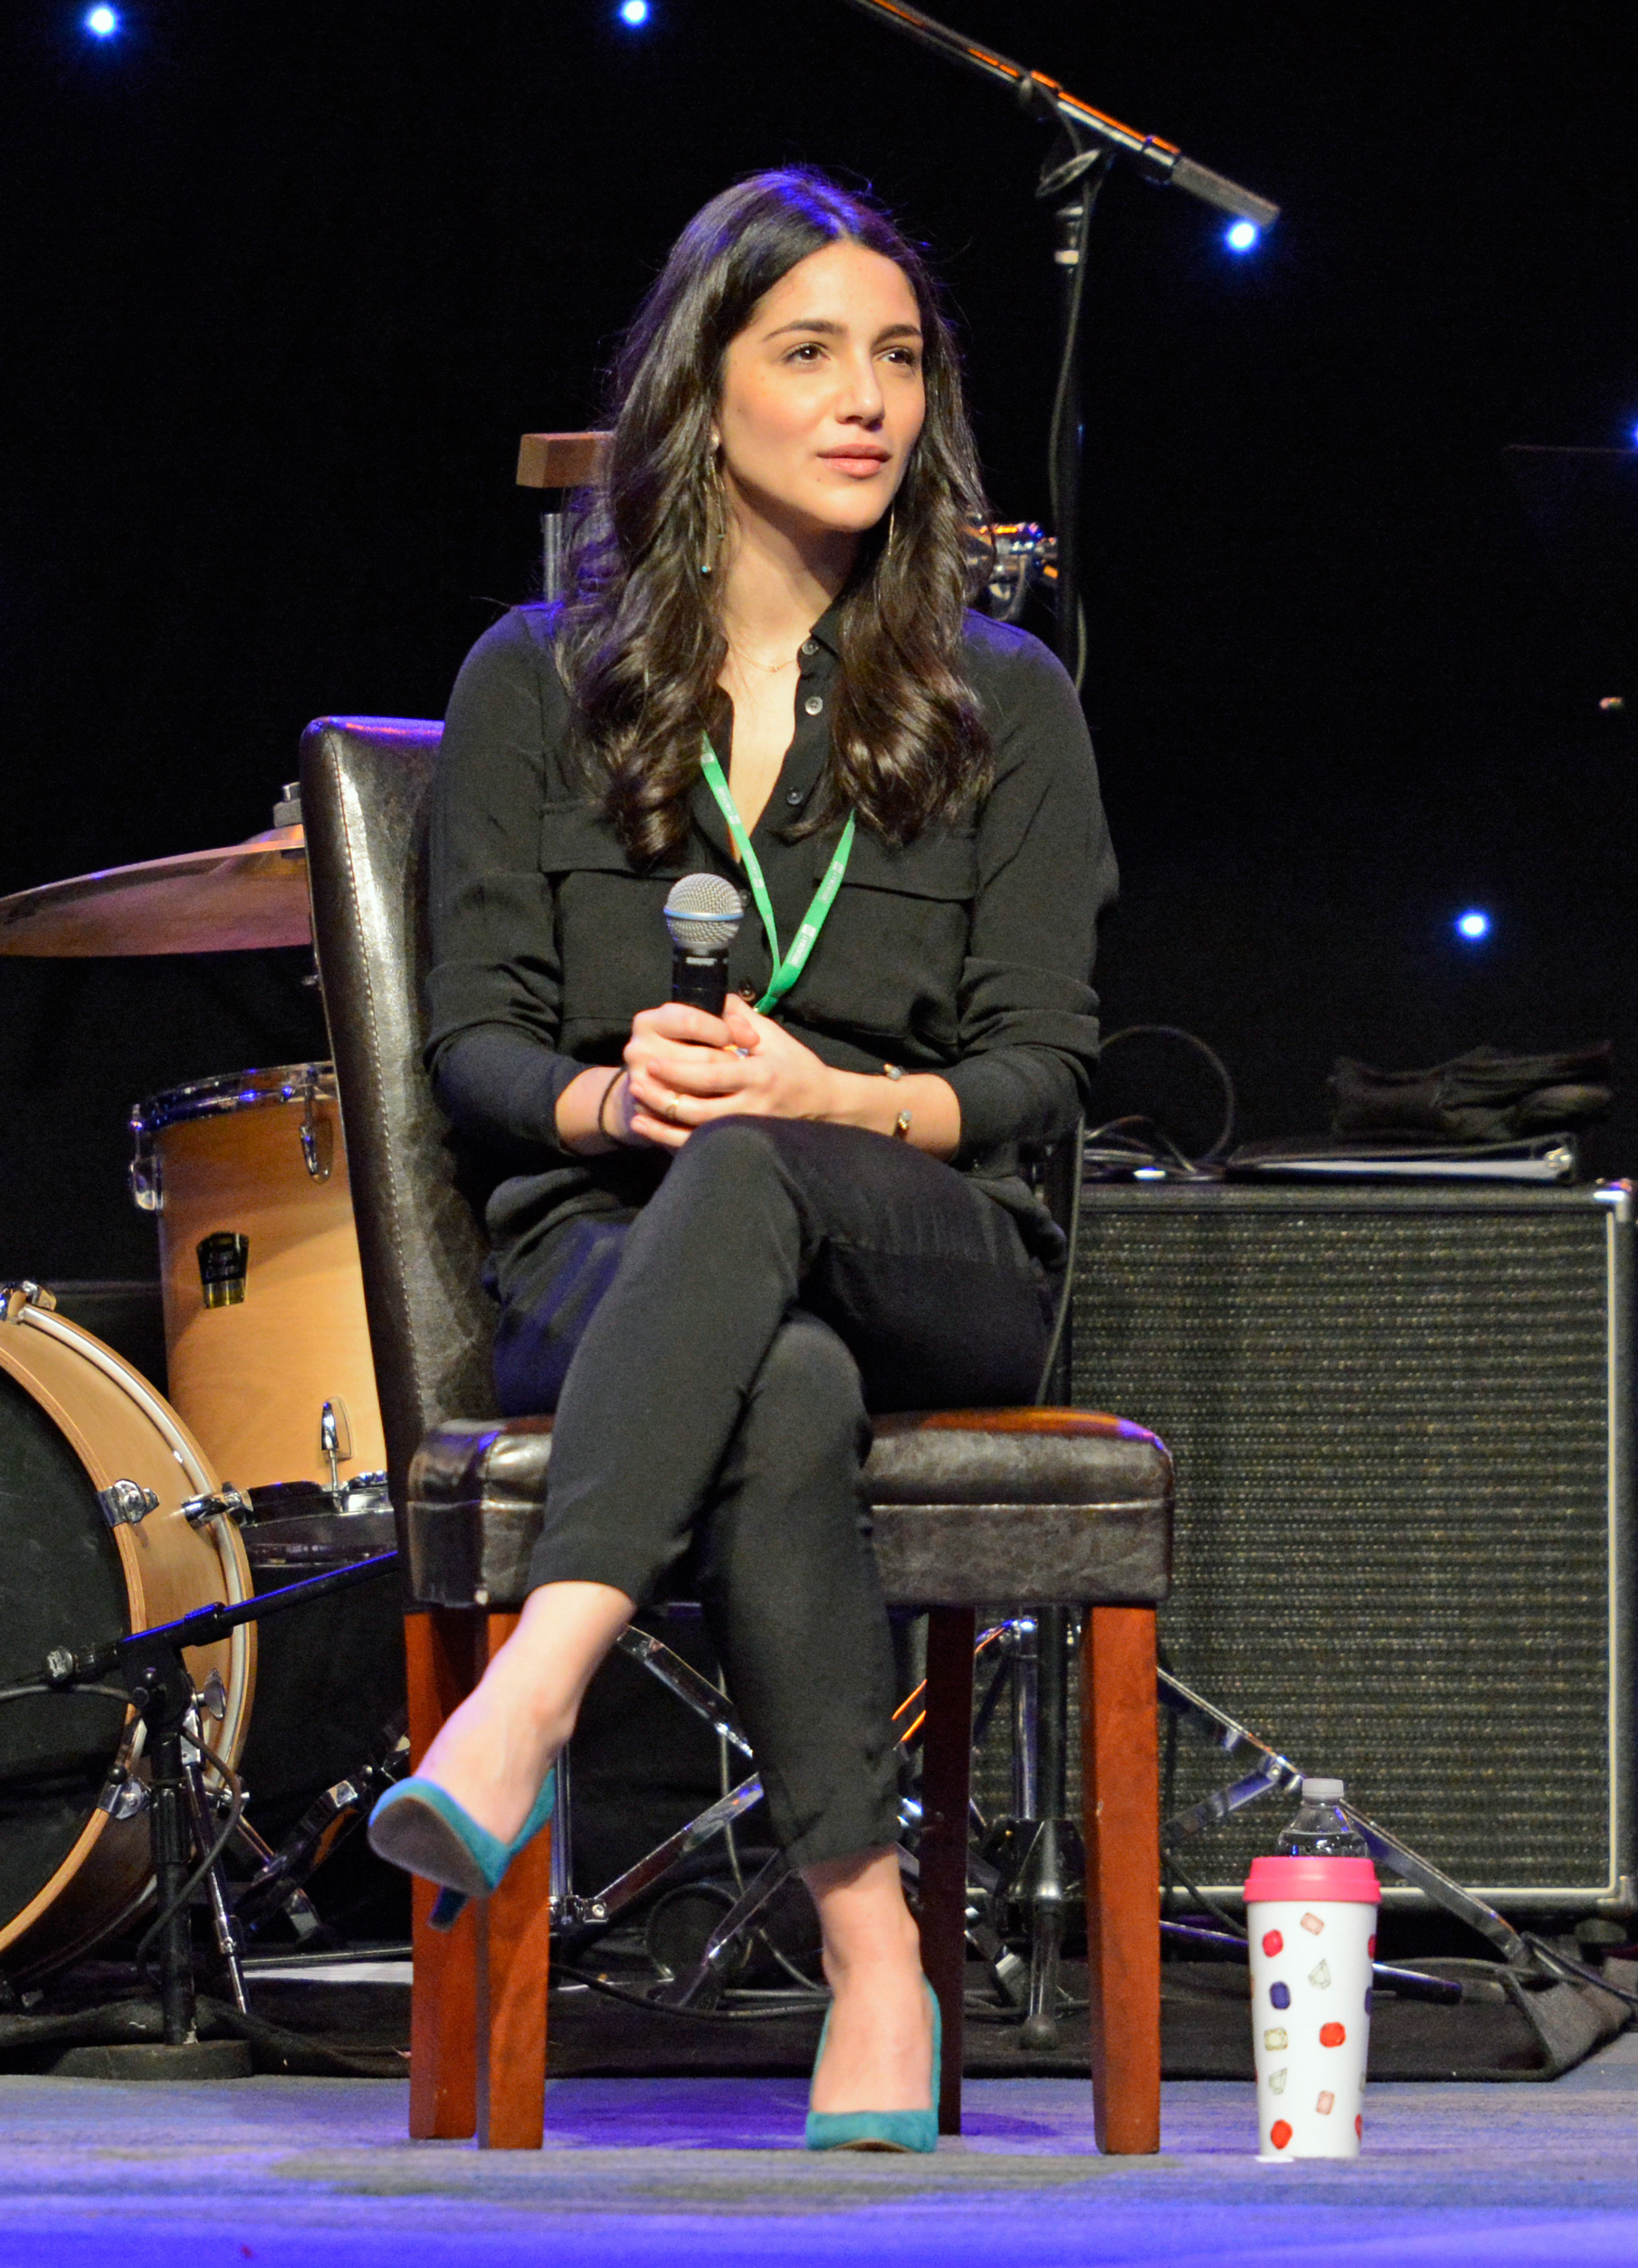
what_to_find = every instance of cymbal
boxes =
[0,827,310,956]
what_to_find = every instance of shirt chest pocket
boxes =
[814,826,976,1051]
[538,801,678,1025]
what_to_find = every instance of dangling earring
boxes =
[700,450,727,576]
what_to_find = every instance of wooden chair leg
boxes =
[1081,1604,1161,2154]
[405,1606,481,2141]
[474,1609,551,2149]
[918,1605,976,2136]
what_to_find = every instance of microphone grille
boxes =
[663,872,745,952]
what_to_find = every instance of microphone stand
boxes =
[39,1549,399,2076]
[836,0,1280,686]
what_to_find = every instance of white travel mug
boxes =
[1244,1853,1381,2161]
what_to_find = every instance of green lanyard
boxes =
[700,738,855,1014]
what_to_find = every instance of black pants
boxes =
[492,1117,1052,1871]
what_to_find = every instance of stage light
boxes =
[1455,909,1492,941]
[1224,218,1259,253]
[617,1,651,24]
[84,5,119,33]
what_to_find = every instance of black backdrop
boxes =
[3,0,1634,1281]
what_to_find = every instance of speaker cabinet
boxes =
[1068,1178,1635,1914]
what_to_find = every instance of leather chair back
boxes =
[300,717,499,1515]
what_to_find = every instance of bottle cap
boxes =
[1300,1777,1346,1802]
[1244,1854,1380,1905]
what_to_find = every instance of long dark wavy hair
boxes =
[555,169,993,867]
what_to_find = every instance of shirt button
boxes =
[800,639,818,656]
[738,985,757,1002]
[786,788,804,805]
[804,694,824,716]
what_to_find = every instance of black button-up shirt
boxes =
[424,600,1117,1263]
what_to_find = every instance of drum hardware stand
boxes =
[35,1548,399,2077]
[551,1622,938,2011]
[548,1624,765,1937]
[229,1729,412,1937]
[962,1614,1087,2044]
[1000,1606,1080,2048]
[1156,1663,1534,1968]
[223,1812,328,1944]
[565,1626,1020,2015]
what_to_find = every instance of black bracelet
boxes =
[597,1070,626,1145]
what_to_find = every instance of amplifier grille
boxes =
[1066,1185,1623,1902]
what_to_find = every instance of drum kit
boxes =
[0,792,405,1997]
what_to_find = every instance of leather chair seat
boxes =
[409,1408,1171,1611]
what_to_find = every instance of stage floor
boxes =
[0,2034,1633,2265]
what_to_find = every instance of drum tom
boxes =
[129,1063,387,1495]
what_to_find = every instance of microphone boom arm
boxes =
[835,0,1280,231]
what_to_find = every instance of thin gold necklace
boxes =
[729,643,799,675]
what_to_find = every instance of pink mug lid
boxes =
[1243,1854,1380,1905]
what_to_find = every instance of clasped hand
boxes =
[614,997,836,1150]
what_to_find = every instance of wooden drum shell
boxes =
[138,1067,387,1493]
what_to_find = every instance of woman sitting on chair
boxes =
[369,167,1116,2151]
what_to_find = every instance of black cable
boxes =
[1033,1117,1084,1404]
[1097,1026,1239,1165]
[1521,1932,1638,2011]
[970,1646,1014,1752]
[1162,1852,1248,1942]
[1041,144,1108,700]
[555,1965,827,2023]
[1083,1114,1203,1177]
[134,1727,245,1987]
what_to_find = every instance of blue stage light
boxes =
[84,5,119,33]
[618,0,651,24]
[1224,218,1259,253]
[1455,909,1492,941]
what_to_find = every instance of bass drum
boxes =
[0,1285,254,1984]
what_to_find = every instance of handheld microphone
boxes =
[663,872,745,1015]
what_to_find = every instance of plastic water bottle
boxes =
[1275,1777,1369,1859]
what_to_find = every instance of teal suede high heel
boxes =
[805,1978,940,2154]
[367,1768,556,1933]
